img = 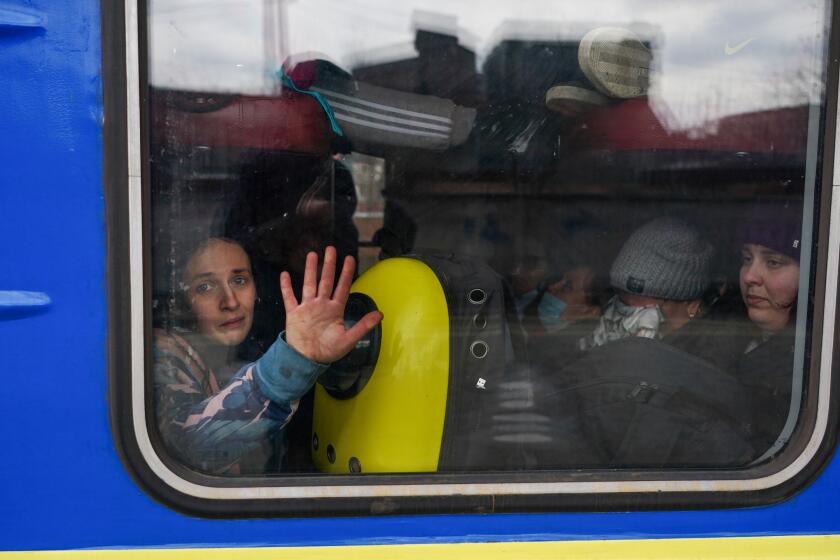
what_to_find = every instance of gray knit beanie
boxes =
[610,218,713,301]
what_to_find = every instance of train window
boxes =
[121,0,838,514]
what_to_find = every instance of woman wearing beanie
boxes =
[734,203,802,459]
[536,218,755,469]
[580,217,715,354]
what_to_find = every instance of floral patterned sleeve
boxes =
[153,330,326,474]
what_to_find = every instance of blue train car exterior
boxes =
[2,0,840,557]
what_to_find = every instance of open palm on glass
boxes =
[282,246,383,364]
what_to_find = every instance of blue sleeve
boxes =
[254,331,328,403]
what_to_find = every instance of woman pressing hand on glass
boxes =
[153,239,382,475]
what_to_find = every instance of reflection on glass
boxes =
[148,0,827,475]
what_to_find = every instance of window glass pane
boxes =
[147,0,829,476]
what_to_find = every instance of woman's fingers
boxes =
[332,255,356,304]
[279,271,298,311]
[301,251,318,301]
[318,246,337,298]
[342,311,383,347]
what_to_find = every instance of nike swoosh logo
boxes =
[725,38,754,55]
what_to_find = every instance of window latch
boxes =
[0,291,51,319]
[0,6,45,31]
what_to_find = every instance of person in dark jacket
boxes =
[535,218,756,468]
[532,218,743,371]
[734,202,802,459]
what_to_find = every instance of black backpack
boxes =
[414,253,529,471]
[537,336,757,469]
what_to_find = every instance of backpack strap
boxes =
[612,382,684,466]
[616,382,754,466]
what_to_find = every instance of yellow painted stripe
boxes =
[3,535,840,559]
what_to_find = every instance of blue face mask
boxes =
[538,291,569,332]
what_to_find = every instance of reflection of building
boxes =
[351,19,660,109]
[353,29,482,106]
[346,19,666,190]
[346,154,386,272]
[147,13,810,284]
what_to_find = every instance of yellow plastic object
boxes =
[312,257,450,473]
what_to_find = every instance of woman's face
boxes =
[740,243,799,333]
[183,240,256,346]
